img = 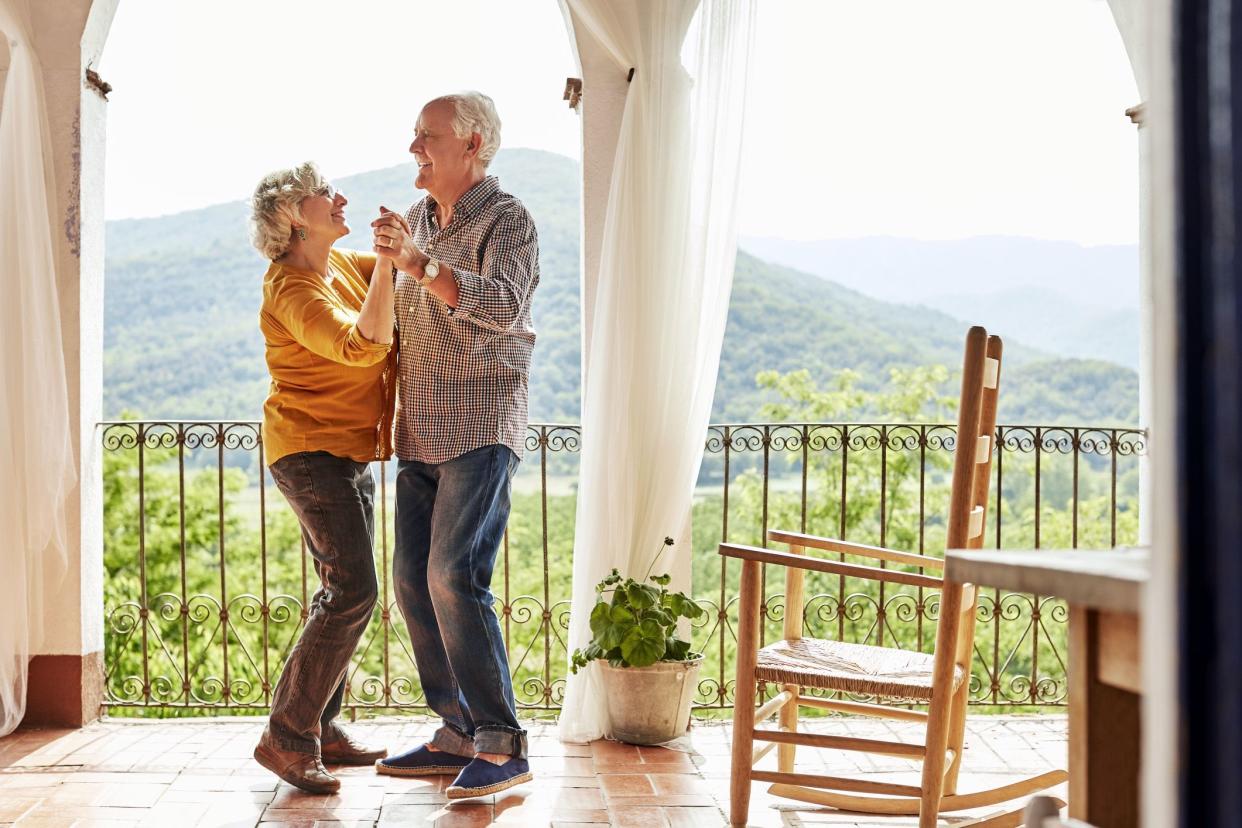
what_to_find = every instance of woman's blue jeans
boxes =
[394,444,527,758]
[266,451,378,755]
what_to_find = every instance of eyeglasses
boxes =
[315,181,340,199]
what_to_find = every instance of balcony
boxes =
[0,413,1144,828]
[96,420,1142,716]
[8,417,1131,824]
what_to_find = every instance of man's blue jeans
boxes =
[267,451,378,755]
[394,444,527,758]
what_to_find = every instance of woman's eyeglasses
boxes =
[315,182,340,199]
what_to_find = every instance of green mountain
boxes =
[104,150,1138,426]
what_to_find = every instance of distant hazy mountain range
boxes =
[739,235,1140,370]
[104,149,1138,426]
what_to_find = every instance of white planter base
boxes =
[598,656,703,745]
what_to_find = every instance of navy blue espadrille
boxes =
[445,756,533,799]
[375,743,473,777]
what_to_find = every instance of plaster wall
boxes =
[18,0,116,662]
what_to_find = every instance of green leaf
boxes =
[621,619,667,667]
[589,602,612,637]
[649,574,671,586]
[600,604,636,650]
[652,607,676,628]
[626,582,659,610]
[666,592,704,620]
[682,598,705,621]
[666,637,691,661]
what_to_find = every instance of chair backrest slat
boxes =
[933,327,1003,699]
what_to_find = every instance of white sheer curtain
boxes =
[0,0,76,737]
[558,0,755,742]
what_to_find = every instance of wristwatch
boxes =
[416,257,440,287]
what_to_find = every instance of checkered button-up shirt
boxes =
[395,176,539,464]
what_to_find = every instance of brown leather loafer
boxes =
[321,725,389,765]
[254,741,340,794]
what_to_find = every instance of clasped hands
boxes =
[371,207,430,276]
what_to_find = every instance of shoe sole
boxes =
[446,771,534,799]
[253,744,340,794]
[375,760,470,777]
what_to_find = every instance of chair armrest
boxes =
[768,529,945,572]
[719,543,943,589]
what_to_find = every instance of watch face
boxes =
[425,259,440,279]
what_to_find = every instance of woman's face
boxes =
[300,182,349,241]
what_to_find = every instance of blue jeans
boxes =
[267,451,378,755]
[394,444,526,757]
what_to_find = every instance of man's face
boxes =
[409,101,473,194]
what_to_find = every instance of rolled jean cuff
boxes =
[430,724,476,756]
[474,725,528,758]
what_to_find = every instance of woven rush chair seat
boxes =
[755,637,966,700]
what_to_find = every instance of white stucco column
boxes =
[562,5,630,382]
[1108,0,1179,824]
[22,0,116,727]
[1106,0,1154,546]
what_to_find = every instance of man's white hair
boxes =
[427,91,502,168]
[248,161,327,261]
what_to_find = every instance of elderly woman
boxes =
[248,162,400,794]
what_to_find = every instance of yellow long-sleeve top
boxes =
[260,248,397,465]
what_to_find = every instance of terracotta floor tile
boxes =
[662,806,726,827]
[611,795,716,808]
[0,796,43,822]
[159,788,274,805]
[260,806,380,821]
[0,770,68,786]
[491,806,609,825]
[96,782,170,807]
[598,774,655,797]
[591,742,642,761]
[608,804,671,827]
[376,802,440,825]
[269,786,386,809]
[382,790,447,806]
[531,775,601,789]
[431,801,494,827]
[648,774,711,796]
[538,757,597,777]
[519,786,606,809]
[530,740,593,759]
[595,759,695,774]
[18,802,154,821]
[136,801,212,826]
[635,748,690,764]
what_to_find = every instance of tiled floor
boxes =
[0,715,1066,827]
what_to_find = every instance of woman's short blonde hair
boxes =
[248,161,327,260]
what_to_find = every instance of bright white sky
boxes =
[100,0,1139,245]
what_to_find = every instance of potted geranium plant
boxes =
[571,537,706,744]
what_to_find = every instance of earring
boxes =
[296,227,307,241]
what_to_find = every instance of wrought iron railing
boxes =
[99,420,1143,714]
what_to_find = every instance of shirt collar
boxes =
[426,175,499,222]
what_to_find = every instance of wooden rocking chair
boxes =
[720,327,1067,827]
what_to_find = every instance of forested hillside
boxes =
[105,149,1138,426]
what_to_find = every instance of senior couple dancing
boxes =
[248,91,538,799]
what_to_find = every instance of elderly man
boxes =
[371,92,539,798]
